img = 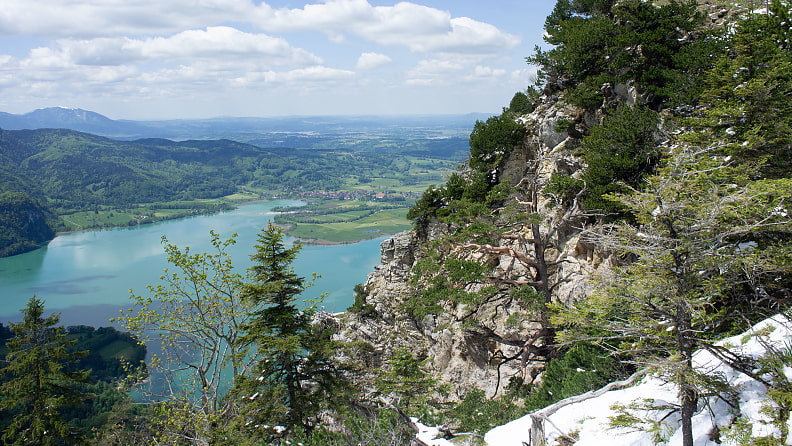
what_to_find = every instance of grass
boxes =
[60,208,194,231]
[97,340,139,360]
[56,196,255,232]
[286,207,412,243]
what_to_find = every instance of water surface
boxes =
[0,200,386,326]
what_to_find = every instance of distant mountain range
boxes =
[0,107,489,142]
[0,107,149,137]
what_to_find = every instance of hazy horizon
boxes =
[4,105,494,122]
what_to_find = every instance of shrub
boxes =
[577,105,661,217]
[469,114,526,173]
[347,283,376,318]
[524,342,626,412]
[508,91,535,115]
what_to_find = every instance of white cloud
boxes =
[414,17,521,54]
[356,52,391,70]
[142,27,322,65]
[254,0,520,55]
[0,0,540,118]
[254,0,377,33]
[31,27,321,68]
[1,0,519,56]
[352,1,452,44]
[0,0,252,37]
[469,65,507,79]
[405,58,461,86]
[0,27,352,108]
[234,65,356,86]
[405,55,512,86]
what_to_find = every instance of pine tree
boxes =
[234,223,344,437]
[699,0,792,178]
[0,297,89,446]
[555,138,791,446]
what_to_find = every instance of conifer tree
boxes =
[234,223,344,437]
[0,297,89,446]
[555,137,791,446]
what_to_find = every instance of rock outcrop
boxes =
[334,90,618,402]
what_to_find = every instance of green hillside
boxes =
[0,128,457,255]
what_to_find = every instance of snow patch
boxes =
[482,315,792,446]
[413,418,454,446]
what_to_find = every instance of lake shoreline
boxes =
[296,235,389,246]
[52,197,287,237]
[52,197,404,247]
[1,200,387,321]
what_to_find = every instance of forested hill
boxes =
[0,127,442,256]
[0,128,339,206]
[0,191,55,257]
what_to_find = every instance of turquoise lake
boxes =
[0,200,387,327]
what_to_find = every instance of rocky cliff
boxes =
[335,89,623,401]
[334,0,763,405]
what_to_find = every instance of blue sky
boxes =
[0,0,556,119]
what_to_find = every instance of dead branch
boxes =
[526,369,649,445]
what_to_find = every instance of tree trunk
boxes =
[676,299,696,446]
[529,414,546,446]
[680,383,696,446]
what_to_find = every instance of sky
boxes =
[0,0,557,120]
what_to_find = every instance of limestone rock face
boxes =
[336,92,614,401]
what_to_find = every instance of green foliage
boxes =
[288,409,415,446]
[0,191,56,257]
[507,91,535,116]
[662,28,730,106]
[469,114,526,174]
[115,230,256,443]
[523,343,625,412]
[749,341,792,444]
[531,0,708,109]
[0,322,145,443]
[697,1,792,178]
[721,416,759,446]
[0,298,90,445]
[531,8,616,86]
[376,348,439,410]
[62,380,140,439]
[406,184,444,223]
[447,388,523,436]
[407,251,496,320]
[234,223,346,436]
[406,110,525,224]
[543,172,584,207]
[407,172,497,225]
[347,283,377,318]
[607,400,677,443]
[609,0,703,98]
[554,129,792,444]
[577,105,661,216]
